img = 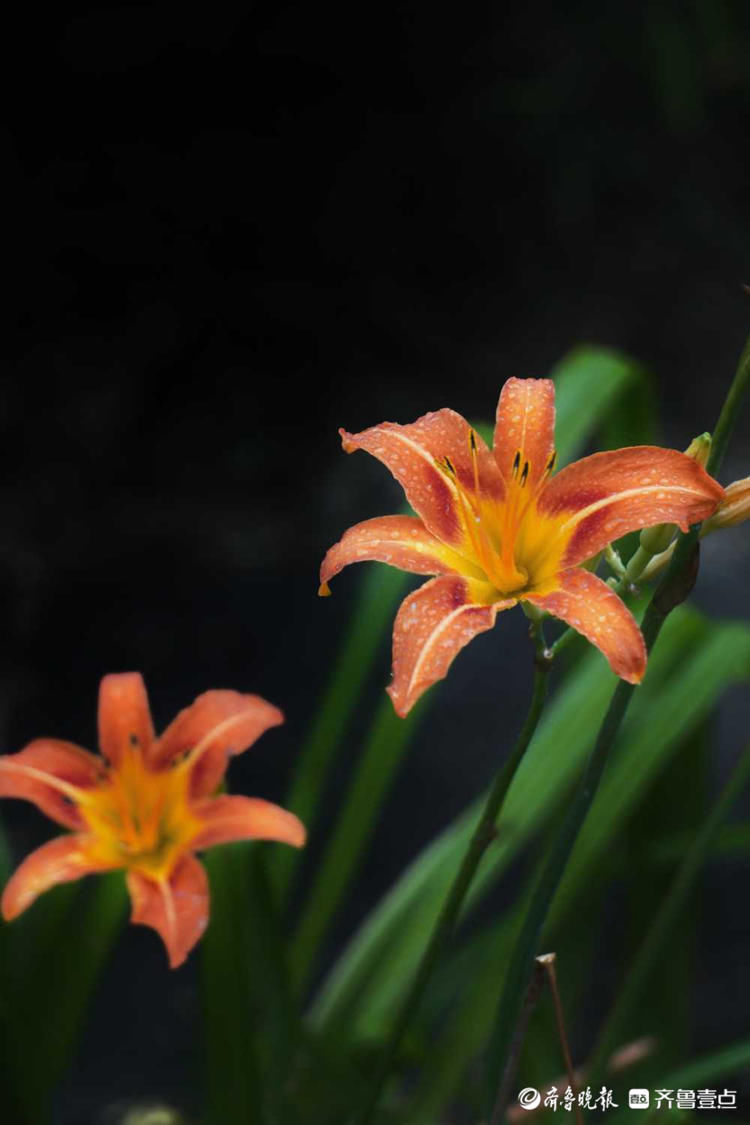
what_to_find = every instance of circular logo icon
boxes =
[518,1087,542,1110]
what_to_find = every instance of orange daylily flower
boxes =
[0,674,305,967]
[321,378,724,716]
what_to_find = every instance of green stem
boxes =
[483,329,750,1114]
[706,332,750,477]
[586,739,750,1083]
[357,625,552,1125]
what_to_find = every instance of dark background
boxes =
[5,2,750,1120]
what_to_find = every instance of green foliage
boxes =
[2,340,748,1124]
[0,872,127,1122]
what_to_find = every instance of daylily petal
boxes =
[98,672,156,767]
[0,739,104,829]
[493,377,556,487]
[387,575,514,717]
[1,834,113,920]
[127,853,209,969]
[152,691,284,797]
[340,409,504,551]
[538,447,724,568]
[320,514,483,593]
[526,568,647,683]
[191,794,306,850]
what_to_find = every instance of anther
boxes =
[443,455,456,475]
[512,450,521,478]
[546,451,557,474]
[469,429,477,452]
[520,461,530,487]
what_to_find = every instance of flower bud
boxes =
[702,475,750,533]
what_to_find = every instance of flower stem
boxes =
[483,329,750,1115]
[356,624,552,1125]
[706,331,750,477]
[540,953,584,1125]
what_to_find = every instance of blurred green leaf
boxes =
[588,738,750,1082]
[0,872,127,1122]
[203,845,274,1125]
[550,345,655,463]
[405,617,749,1117]
[271,565,409,902]
[313,609,748,1117]
[548,621,750,928]
[289,694,428,992]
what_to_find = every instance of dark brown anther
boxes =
[443,455,456,475]
[546,451,557,474]
[520,461,530,487]
[512,450,521,477]
[469,429,477,451]
[129,734,139,747]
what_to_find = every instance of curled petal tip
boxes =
[385,684,409,719]
[319,581,332,597]
[338,428,357,453]
[1,889,17,922]
[289,817,307,848]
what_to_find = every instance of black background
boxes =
[5,2,750,1120]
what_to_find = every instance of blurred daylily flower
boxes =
[0,674,305,967]
[321,378,724,716]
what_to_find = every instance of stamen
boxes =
[512,450,521,478]
[546,450,557,475]
[176,712,254,773]
[520,461,530,488]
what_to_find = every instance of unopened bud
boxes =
[639,432,712,557]
[683,431,711,468]
[702,475,750,533]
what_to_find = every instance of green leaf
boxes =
[203,845,270,1125]
[313,609,748,1114]
[270,565,409,902]
[203,843,303,1125]
[547,621,750,928]
[406,618,750,1118]
[0,872,127,1121]
[587,738,750,1082]
[549,345,654,463]
[289,694,429,992]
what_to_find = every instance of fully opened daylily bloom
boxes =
[0,674,305,967]
[321,378,724,716]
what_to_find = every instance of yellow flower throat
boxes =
[79,747,201,880]
[437,431,561,598]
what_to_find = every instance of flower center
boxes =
[80,747,200,878]
[438,434,558,597]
